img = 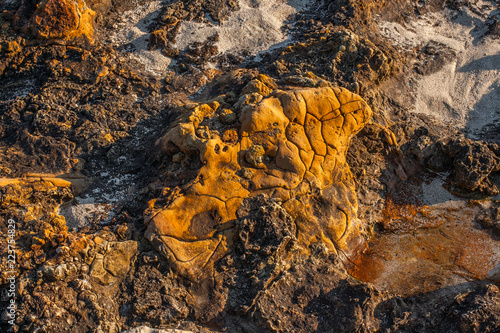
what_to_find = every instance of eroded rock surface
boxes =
[145,73,372,279]
[407,131,500,195]
[16,0,96,43]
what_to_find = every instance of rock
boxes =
[222,195,297,311]
[39,263,68,281]
[409,135,500,195]
[240,76,277,96]
[488,263,500,282]
[27,0,96,43]
[244,144,266,168]
[145,73,372,279]
[447,139,500,195]
[90,240,138,285]
[414,41,457,75]
[237,195,296,258]
[218,108,237,125]
[252,256,382,333]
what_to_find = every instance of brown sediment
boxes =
[347,199,500,296]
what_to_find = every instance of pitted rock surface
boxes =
[145,74,372,279]
[24,0,96,43]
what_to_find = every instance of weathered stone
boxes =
[27,0,96,43]
[447,139,500,195]
[90,240,138,285]
[218,108,237,125]
[145,74,372,279]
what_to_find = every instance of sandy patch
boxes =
[106,0,312,74]
[175,0,312,56]
[379,1,500,139]
[60,203,114,230]
[108,0,172,76]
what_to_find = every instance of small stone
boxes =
[245,145,266,168]
[238,168,254,179]
[222,129,238,143]
[195,126,211,139]
[172,152,185,163]
[40,263,67,281]
[219,109,237,125]
[241,79,274,96]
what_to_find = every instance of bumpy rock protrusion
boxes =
[26,0,96,43]
[145,73,372,279]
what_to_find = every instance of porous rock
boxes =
[145,73,372,279]
[26,0,96,42]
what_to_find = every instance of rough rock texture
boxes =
[0,178,73,284]
[252,256,384,333]
[148,0,239,60]
[262,27,397,93]
[1,0,500,332]
[89,240,138,285]
[0,40,162,176]
[375,283,500,332]
[406,132,500,195]
[222,195,297,313]
[16,0,96,43]
[30,0,95,41]
[145,72,372,279]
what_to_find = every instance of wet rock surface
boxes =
[1,0,500,332]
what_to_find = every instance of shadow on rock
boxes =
[374,281,500,332]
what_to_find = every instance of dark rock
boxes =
[414,41,457,75]
[222,195,296,313]
[446,138,500,195]
[253,256,383,333]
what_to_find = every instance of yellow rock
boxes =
[146,75,372,279]
[27,0,96,43]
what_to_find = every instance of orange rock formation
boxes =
[145,76,372,279]
[27,0,96,43]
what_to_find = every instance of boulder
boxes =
[27,0,96,43]
[145,73,372,279]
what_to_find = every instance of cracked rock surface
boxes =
[1,0,500,332]
[145,72,372,279]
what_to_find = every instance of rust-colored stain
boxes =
[346,199,500,296]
